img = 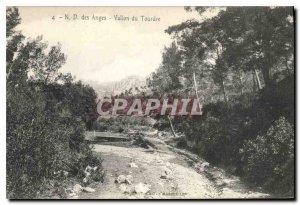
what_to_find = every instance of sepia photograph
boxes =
[6,6,295,199]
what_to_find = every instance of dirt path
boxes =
[77,131,270,199]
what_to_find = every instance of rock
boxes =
[115,174,133,184]
[119,184,127,192]
[194,162,210,172]
[199,162,210,172]
[85,165,93,171]
[125,179,132,185]
[69,192,77,197]
[82,187,96,193]
[156,160,163,164]
[119,184,131,194]
[170,183,177,189]
[83,177,90,185]
[163,166,172,175]
[160,166,172,179]
[125,175,133,185]
[160,172,167,179]
[63,171,69,177]
[129,162,139,168]
[69,192,79,199]
[84,165,93,177]
[215,177,227,187]
[202,162,210,168]
[73,184,83,193]
[115,175,126,184]
[65,188,73,193]
[57,187,67,197]
[134,183,150,194]
[51,194,61,199]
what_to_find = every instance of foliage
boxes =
[6,7,103,198]
[93,116,153,133]
[146,7,295,197]
[147,42,184,94]
[240,117,294,196]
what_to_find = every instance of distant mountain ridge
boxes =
[87,75,147,97]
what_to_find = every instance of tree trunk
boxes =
[285,58,291,76]
[238,70,244,95]
[254,69,262,90]
[193,72,202,110]
[252,70,257,92]
[261,64,271,90]
[167,115,177,138]
[221,80,228,104]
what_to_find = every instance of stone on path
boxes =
[194,161,210,172]
[119,184,131,194]
[129,162,139,168]
[82,187,96,193]
[115,174,133,184]
[160,166,172,179]
[73,184,83,193]
[115,175,126,184]
[134,182,150,194]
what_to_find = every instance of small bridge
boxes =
[85,131,130,142]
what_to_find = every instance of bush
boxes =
[240,117,294,196]
[190,115,228,163]
[177,102,246,166]
[92,115,154,133]
[6,7,104,198]
[6,82,104,199]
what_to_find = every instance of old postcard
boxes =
[6,6,295,199]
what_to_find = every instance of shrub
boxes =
[6,83,104,198]
[240,117,294,196]
[92,115,154,133]
[6,7,104,198]
[191,115,228,164]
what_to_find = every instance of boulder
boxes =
[83,176,90,185]
[134,183,150,194]
[73,184,83,193]
[129,162,139,168]
[63,171,69,177]
[115,175,126,184]
[125,175,133,185]
[119,184,131,194]
[69,192,77,197]
[202,162,210,168]
[82,187,96,193]
[115,174,133,184]
[84,165,93,177]
[160,172,168,179]
[195,161,210,172]
[160,166,172,179]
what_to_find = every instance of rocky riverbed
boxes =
[69,129,270,199]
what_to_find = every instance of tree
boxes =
[166,10,232,103]
[6,7,21,37]
[30,41,67,84]
[147,6,294,197]
[217,7,294,90]
[6,7,103,198]
[147,42,183,95]
[164,6,294,101]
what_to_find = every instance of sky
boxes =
[18,7,204,83]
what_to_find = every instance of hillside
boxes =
[87,75,147,97]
